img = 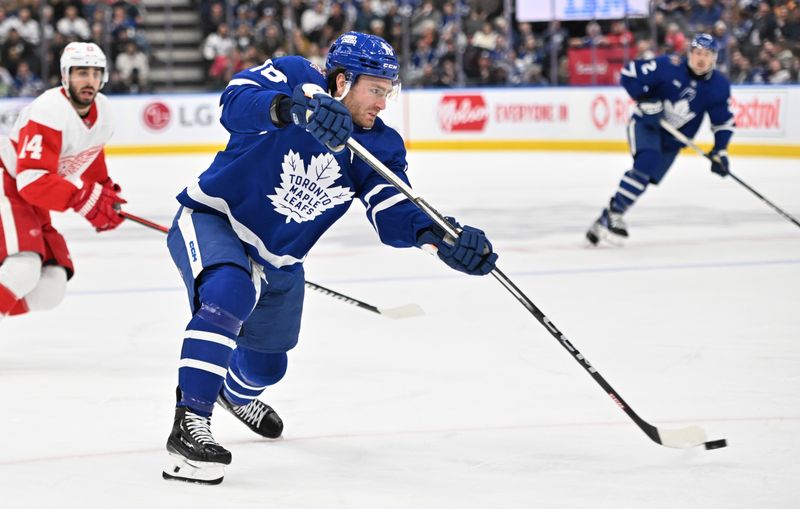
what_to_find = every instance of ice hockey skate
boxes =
[217,389,284,439]
[586,207,629,246]
[162,406,232,485]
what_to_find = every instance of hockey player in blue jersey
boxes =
[161,31,498,484]
[586,33,735,245]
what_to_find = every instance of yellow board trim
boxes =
[105,144,225,156]
[406,140,800,158]
[104,140,800,158]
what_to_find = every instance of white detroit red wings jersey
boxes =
[0,87,114,211]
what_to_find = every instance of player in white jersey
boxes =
[0,42,126,318]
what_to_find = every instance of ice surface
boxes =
[1,151,798,508]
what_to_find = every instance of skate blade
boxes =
[162,452,226,485]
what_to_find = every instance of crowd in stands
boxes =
[0,0,796,98]
[199,0,799,89]
[0,0,149,98]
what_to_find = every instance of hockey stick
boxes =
[660,119,800,229]
[346,137,723,450]
[119,211,424,319]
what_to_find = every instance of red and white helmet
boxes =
[60,42,108,89]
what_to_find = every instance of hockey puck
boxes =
[704,439,727,450]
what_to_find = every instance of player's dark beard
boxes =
[68,83,95,107]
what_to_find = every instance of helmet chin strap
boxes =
[337,79,353,101]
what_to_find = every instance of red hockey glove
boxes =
[69,180,126,231]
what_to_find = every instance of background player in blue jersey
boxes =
[162,31,498,485]
[586,33,735,246]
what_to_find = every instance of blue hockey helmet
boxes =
[690,33,719,53]
[326,31,401,98]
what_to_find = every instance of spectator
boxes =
[57,5,91,41]
[203,23,234,88]
[656,0,690,30]
[326,2,348,35]
[606,20,634,47]
[254,7,283,45]
[90,22,105,48]
[203,2,226,36]
[765,3,800,48]
[664,22,688,53]
[636,39,656,60]
[300,1,328,44]
[105,68,131,94]
[234,23,254,53]
[688,0,723,33]
[13,60,45,97]
[411,0,443,39]
[729,49,757,83]
[116,40,149,92]
[110,5,136,42]
[13,8,41,46]
[435,58,458,86]
[765,57,791,83]
[712,20,731,73]
[570,20,606,48]
[471,21,498,50]
[2,29,36,75]
[258,23,284,58]
[473,49,506,84]
[0,7,15,43]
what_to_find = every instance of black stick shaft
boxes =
[346,137,667,446]
[120,210,390,317]
[658,119,800,229]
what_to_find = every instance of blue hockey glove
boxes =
[635,100,663,128]
[417,217,498,276]
[290,83,353,154]
[708,149,729,177]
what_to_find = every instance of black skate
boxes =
[217,390,284,439]
[163,406,232,485]
[586,207,628,246]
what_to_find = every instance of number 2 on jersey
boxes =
[18,134,43,160]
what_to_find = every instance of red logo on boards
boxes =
[438,94,488,132]
[143,102,171,130]
[591,95,610,130]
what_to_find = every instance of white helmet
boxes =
[60,42,108,89]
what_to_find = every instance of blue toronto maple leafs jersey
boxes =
[176,56,432,272]
[620,55,734,151]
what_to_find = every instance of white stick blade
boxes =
[658,425,708,449]
[377,303,425,319]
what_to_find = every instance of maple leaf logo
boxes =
[267,150,354,224]
[663,99,696,128]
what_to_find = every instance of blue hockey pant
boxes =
[166,207,304,415]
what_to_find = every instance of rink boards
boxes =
[0,85,797,158]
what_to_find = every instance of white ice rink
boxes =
[1,150,798,508]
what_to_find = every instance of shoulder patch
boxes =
[309,62,324,76]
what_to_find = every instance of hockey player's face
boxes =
[688,48,715,75]
[341,75,392,128]
[68,67,103,107]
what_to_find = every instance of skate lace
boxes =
[234,400,267,427]
[185,412,220,446]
